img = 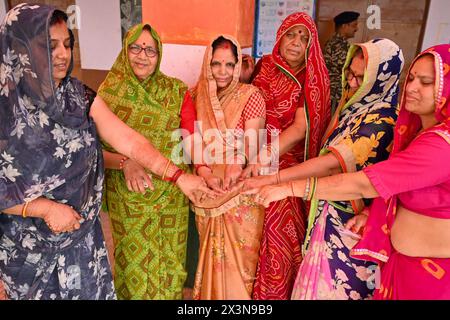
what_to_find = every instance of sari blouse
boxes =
[364,130,450,219]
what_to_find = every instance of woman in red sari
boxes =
[247,44,450,299]
[241,12,330,299]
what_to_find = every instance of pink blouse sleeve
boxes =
[363,132,450,200]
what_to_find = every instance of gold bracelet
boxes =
[276,172,281,184]
[309,177,318,201]
[290,181,295,197]
[22,201,30,218]
[161,159,172,181]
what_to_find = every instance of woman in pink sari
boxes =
[247,44,450,299]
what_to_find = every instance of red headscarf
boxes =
[253,12,331,162]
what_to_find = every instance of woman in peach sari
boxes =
[191,35,266,299]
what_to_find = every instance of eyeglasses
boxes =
[345,68,364,86]
[128,44,158,58]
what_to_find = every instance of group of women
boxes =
[0,3,449,300]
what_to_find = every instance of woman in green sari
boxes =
[98,24,200,300]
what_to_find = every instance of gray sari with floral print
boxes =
[0,4,115,300]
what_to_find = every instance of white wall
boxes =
[75,0,252,87]
[76,0,123,70]
[421,0,450,51]
[0,0,7,23]
[161,45,252,87]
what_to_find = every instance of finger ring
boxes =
[143,182,149,188]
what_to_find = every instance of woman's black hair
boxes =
[50,9,68,26]
[211,36,238,62]
[143,25,152,33]
[49,9,74,49]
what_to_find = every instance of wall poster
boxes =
[253,0,316,57]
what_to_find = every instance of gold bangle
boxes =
[309,177,318,201]
[276,172,281,184]
[161,159,172,181]
[290,181,295,197]
[22,201,30,218]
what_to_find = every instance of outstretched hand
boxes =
[223,164,243,191]
[241,174,276,192]
[242,183,293,208]
[176,173,219,205]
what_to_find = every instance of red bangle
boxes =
[171,169,184,184]
[195,164,210,174]
[119,157,128,170]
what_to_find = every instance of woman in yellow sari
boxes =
[192,35,266,299]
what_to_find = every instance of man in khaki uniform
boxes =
[324,11,360,113]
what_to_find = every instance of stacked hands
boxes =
[118,156,367,233]
[240,173,369,236]
[40,158,367,235]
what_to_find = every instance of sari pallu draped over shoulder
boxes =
[352,44,450,300]
[192,35,266,300]
[0,4,115,300]
[292,38,404,300]
[251,12,331,300]
[98,24,190,300]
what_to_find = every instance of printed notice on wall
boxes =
[253,0,316,58]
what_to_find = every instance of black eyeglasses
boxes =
[128,44,158,58]
[345,68,364,86]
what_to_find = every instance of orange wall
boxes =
[142,0,255,47]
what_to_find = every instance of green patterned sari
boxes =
[98,24,190,300]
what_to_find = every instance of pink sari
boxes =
[351,44,450,300]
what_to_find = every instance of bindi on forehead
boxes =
[216,42,231,50]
